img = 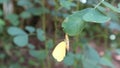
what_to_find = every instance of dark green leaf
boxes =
[62,8,90,36]
[83,8,110,23]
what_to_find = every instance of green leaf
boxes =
[82,58,101,68]
[0,26,3,33]
[20,11,32,19]
[27,44,35,49]
[99,57,114,67]
[45,39,54,49]
[62,8,90,36]
[17,0,33,7]
[83,8,110,23]
[83,45,100,61]
[59,0,76,10]
[25,26,35,33]
[63,52,75,66]
[82,45,101,68]
[5,14,19,26]
[0,53,5,59]
[36,28,46,41]
[29,50,47,60]
[0,0,9,4]
[75,53,82,60]
[13,35,28,47]
[7,27,27,36]
[9,63,21,68]
[115,49,120,55]
[102,1,120,13]
[27,7,49,15]
[0,19,5,26]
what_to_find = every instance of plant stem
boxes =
[41,0,46,34]
[94,0,104,9]
[54,0,59,42]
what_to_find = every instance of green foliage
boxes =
[13,35,28,47]
[6,14,19,26]
[83,8,110,23]
[20,11,32,19]
[45,39,54,49]
[63,52,75,66]
[29,50,48,60]
[100,57,114,67]
[102,1,120,13]
[82,44,101,68]
[59,0,76,10]
[7,27,27,36]
[62,8,88,36]
[36,28,46,41]
[25,26,35,33]
[0,0,119,68]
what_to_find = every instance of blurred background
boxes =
[0,0,120,68]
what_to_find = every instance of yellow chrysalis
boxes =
[52,41,66,62]
[52,34,69,62]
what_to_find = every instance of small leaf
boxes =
[17,0,33,8]
[0,0,9,4]
[102,1,120,13]
[13,35,28,47]
[63,52,75,66]
[82,58,101,68]
[0,19,5,26]
[27,44,35,49]
[59,0,76,10]
[27,7,49,15]
[83,8,110,23]
[83,45,100,61]
[45,39,54,49]
[7,27,27,36]
[25,26,35,33]
[62,8,90,36]
[99,57,114,67]
[5,14,19,26]
[9,63,21,68]
[36,28,46,41]
[20,11,32,19]
[29,50,47,60]
[115,49,120,55]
